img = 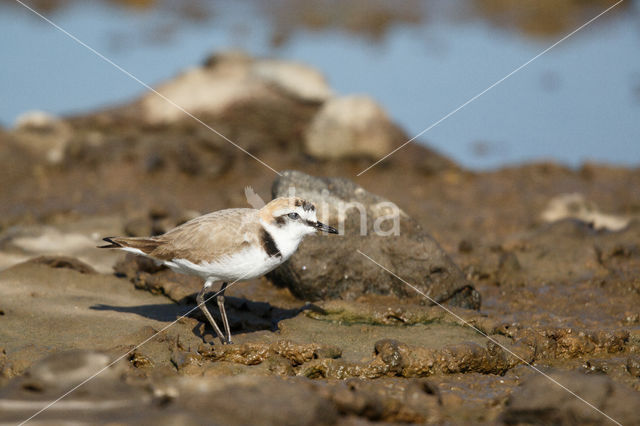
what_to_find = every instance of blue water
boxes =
[1,1,638,169]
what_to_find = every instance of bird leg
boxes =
[217,282,232,344]
[196,283,226,345]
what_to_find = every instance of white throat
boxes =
[260,219,313,261]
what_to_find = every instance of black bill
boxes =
[314,221,338,234]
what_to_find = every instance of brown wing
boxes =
[100,208,261,264]
[149,208,261,264]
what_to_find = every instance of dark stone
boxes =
[267,171,480,309]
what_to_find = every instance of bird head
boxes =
[260,197,338,239]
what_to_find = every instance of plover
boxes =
[99,197,337,344]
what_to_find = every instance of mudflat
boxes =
[1,53,639,425]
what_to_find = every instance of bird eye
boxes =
[288,212,299,220]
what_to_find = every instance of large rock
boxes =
[304,95,400,159]
[267,171,480,309]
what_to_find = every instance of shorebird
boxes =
[100,197,337,344]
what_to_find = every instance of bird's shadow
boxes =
[91,296,324,339]
[91,303,191,322]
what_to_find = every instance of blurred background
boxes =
[1,0,638,169]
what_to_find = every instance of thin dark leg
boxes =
[196,284,226,345]
[217,282,232,344]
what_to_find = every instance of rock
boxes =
[267,171,480,309]
[141,65,264,124]
[141,51,332,124]
[251,59,333,102]
[141,51,262,124]
[14,110,60,129]
[502,370,640,425]
[12,110,72,164]
[304,95,400,159]
[541,193,630,231]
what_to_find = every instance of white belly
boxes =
[164,246,284,282]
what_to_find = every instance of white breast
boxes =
[164,244,284,282]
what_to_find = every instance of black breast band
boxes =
[260,228,282,258]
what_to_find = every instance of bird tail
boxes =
[98,237,121,249]
[98,236,161,254]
